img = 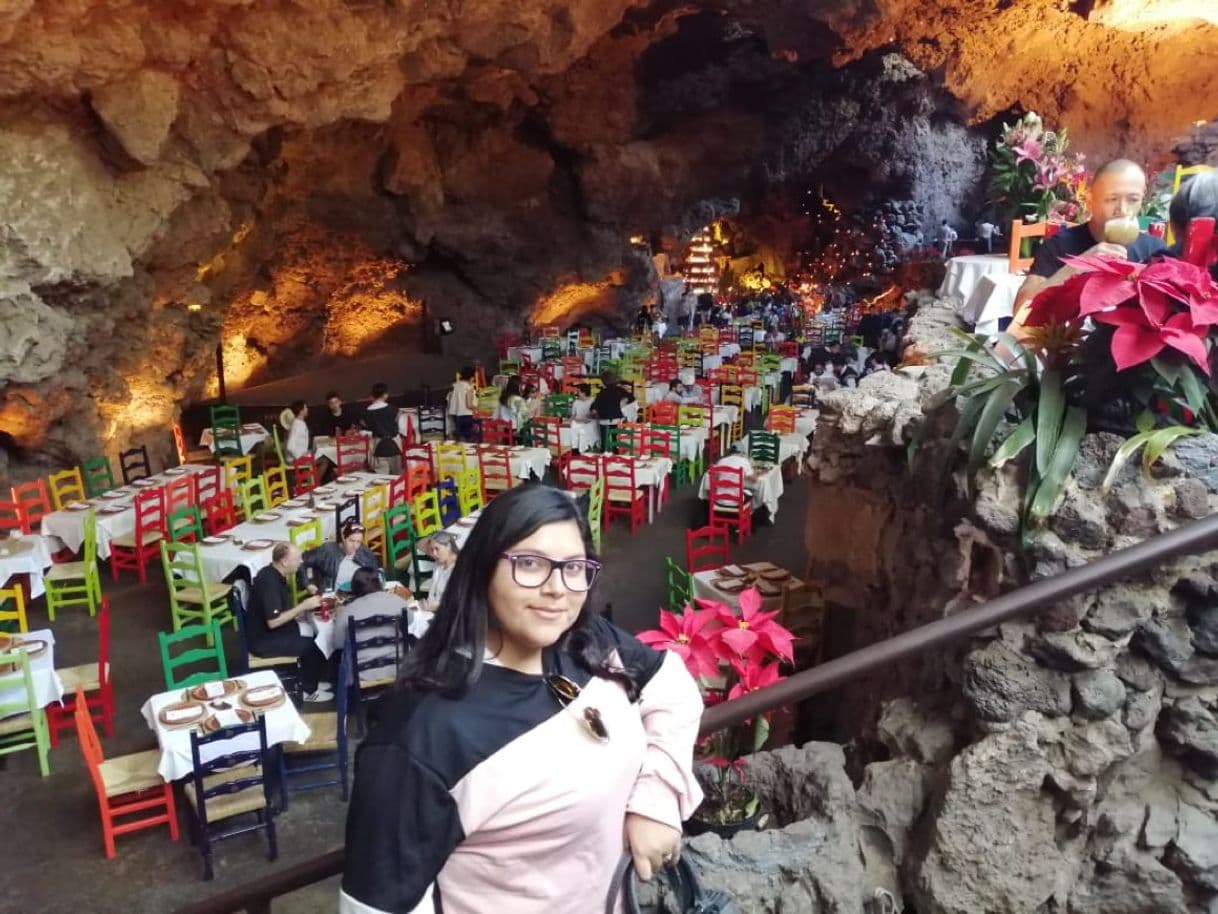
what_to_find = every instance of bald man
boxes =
[1009,159,1166,331]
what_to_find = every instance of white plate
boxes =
[243,539,273,549]
[65,502,90,510]
[202,535,228,545]
[336,475,357,483]
[253,513,281,522]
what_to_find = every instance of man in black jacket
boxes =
[246,542,330,702]
[362,383,401,474]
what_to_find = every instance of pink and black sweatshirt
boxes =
[340,616,704,913]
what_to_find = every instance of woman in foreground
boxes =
[340,484,704,914]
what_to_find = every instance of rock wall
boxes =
[703,299,1217,912]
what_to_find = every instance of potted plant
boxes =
[988,111,1090,231]
[637,587,796,838]
[925,254,1218,540]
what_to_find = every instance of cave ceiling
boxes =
[0,0,1216,475]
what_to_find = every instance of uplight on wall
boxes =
[1092,0,1218,30]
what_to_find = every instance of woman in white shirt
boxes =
[448,367,477,441]
[496,377,526,429]
[571,383,595,422]
[424,531,460,611]
[284,400,311,462]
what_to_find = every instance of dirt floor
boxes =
[1,433,812,914]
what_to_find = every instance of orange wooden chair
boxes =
[766,406,797,435]
[48,596,115,746]
[403,458,433,503]
[1008,220,1049,273]
[74,685,178,859]
[11,480,52,533]
[110,487,165,583]
[646,401,679,426]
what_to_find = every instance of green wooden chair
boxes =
[157,621,228,690]
[0,647,51,776]
[271,424,287,467]
[44,509,102,621]
[209,404,243,457]
[650,424,692,487]
[748,431,781,465]
[167,505,205,544]
[160,541,235,635]
[587,476,604,553]
[82,456,116,497]
[665,556,692,614]
[239,477,269,519]
[288,518,324,603]
[384,505,426,590]
[543,394,574,419]
[499,359,520,375]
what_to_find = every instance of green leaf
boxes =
[1177,367,1208,415]
[956,371,1029,399]
[969,379,1023,476]
[990,416,1036,467]
[752,715,771,752]
[1143,426,1202,472]
[1035,368,1065,476]
[1150,356,1182,387]
[993,331,1039,378]
[1029,405,1085,521]
[1100,430,1154,492]
[1135,410,1156,434]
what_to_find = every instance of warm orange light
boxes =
[1093,0,1218,30]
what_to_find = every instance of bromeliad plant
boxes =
[929,254,1218,538]
[637,587,795,828]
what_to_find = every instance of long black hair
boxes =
[499,376,521,405]
[399,483,639,700]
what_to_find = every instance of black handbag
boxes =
[605,853,740,914]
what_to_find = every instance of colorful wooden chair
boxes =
[291,455,318,496]
[708,464,753,543]
[602,456,647,533]
[48,596,115,746]
[222,455,254,491]
[164,474,197,517]
[0,646,51,776]
[45,509,102,620]
[11,479,52,532]
[239,477,270,519]
[202,490,238,535]
[264,466,290,508]
[157,620,229,689]
[118,445,152,484]
[110,487,165,583]
[685,525,730,574]
[411,490,442,537]
[0,585,28,632]
[477,449,515,503]
[167,505,205,544]
[160,543,234,635]
[665,555,692,612]
[82,457,116,498]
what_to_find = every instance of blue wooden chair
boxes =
[278,647,352,806]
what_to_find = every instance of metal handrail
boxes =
[177,512,1218,914]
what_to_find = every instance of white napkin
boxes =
[244,685,281,704]
[164,706,200,723]
[200,681,227,699]
[212,709,244,729]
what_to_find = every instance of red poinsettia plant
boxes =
[638,587,796,826]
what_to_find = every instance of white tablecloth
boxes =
[780,357,798,374]
[560,421,602,453]
[199,424,269,455]
[196,472,395,582]
[698,458,786,519]
[140,670,310,782]
[506,345,544,367]
[691,567,803,614]
[937,254,1010,304]
[424,442,551,481]
[737,432,809,466]
[0,628,63,710]
[40,465,213,559]
[963,272,1024,335]
[794,409,819,438]
[607,456,673,522]
[0,534,55,598]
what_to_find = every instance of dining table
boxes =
[691,564,805,614]
[736,431,810,468]
[697,455,786,519]
[0,629,64,711]
[139,670,310,781]
[937,253,1010,304]
[0,534,55,598]
[39,464,214,559]
[961,272,1024,336]
[198,423,270,455]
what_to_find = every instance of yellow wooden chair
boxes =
[0,585,29,633]
[48,468,87,510]
[263,466,290,508]
[456,465,483,516]
[239,477,269,519]
[361,484,389,563]
[719,385,746,444]
[223,455,253,490]
[434,443,466,485]
[411,490,442,537]
[288,518,324,603]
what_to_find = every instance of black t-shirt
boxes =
[591,384,629,421]
[248,564,292,647]
[1030,223,1167,278]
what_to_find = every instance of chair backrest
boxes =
[203,489,238,535]
[475,386,501,416]
[456,465,483,515]
[543,394,573,419]
[586,476,604,551]
[292,456,318,496]
[172,423,190,466]
[195,465,222,506]
[434,443,466,483]
[0,585,29,633]
[73,686,106,782]
[383,504,418,579]
[188,716,270,829]
[665,555,692,612]
[0,648,41,738]
[602,455,639,496]
[239,477,269,519]
[532,416,565,457]
[1182,216,1218,270]
[119,445,152,484]
[134,486,167,540]
[685,525,730,573]
[435,477,461,526]
[165,474,197,516]
[271,424,287,466]
[748,431,780,464]
[678,404,710,429]
[44,467,83,512]
[223,455,253,490]
[361,484,389,532]
[708,464,747,508]
[476,449,513,501]
[168,505,205,543]
[481,418,514,446]
[1008,220,1049,273]
[564,454,601,492]
[210,404,241,428]
[766,406,797,434]
[646,402,679,426]
[157,620,228,690]
[288,517,323,551]
[81,457,116,498]
[264,466,290,507]
[720,384,745,409]
[347,613,404,687]
[616,423,648,457]
[0,499,28,536]
[335,495,360,532]
[11,479,51,529]
[337,434,369,474]
[411,490,441,536]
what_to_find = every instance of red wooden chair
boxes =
[536,416,569,458]
[387,472,407,508]
[478,448,515,503]
[110,487,165,582]
[563,454,601,493]
[194,465,222,507]
[337,434,369,474]
[403,444,434,480]
[164,474,197,517]
[778,341,799,358]
[685,525,731,574]
[74,685,178,859]
[481,418,515,446]
[10,479,51,534]
[1183,217,1218,270]
[403,458,434,502]
[0,499,29,536]
[645,401,679,426]
[708,464,753,543]
[616,422,648,457]
[202,489,238,535]
[48,596,115,746]
[292,455,319,496]
[602,456,647,533]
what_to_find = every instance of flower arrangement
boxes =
[637,587,795,828]
[989,112,1090,225]
[928,254,1218,538]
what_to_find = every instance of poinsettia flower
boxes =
[1025,273,1088,327]
[1060,254,1144,316]
[636,605,721,679]
[1137,257,1218,325]
[727,661,785,701]
[711,587,795,664]
[1092,305,1211,374]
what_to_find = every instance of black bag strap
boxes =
[605,853,705,914]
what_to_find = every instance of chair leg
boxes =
[101,812,117,859]
[165,785,180,842]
